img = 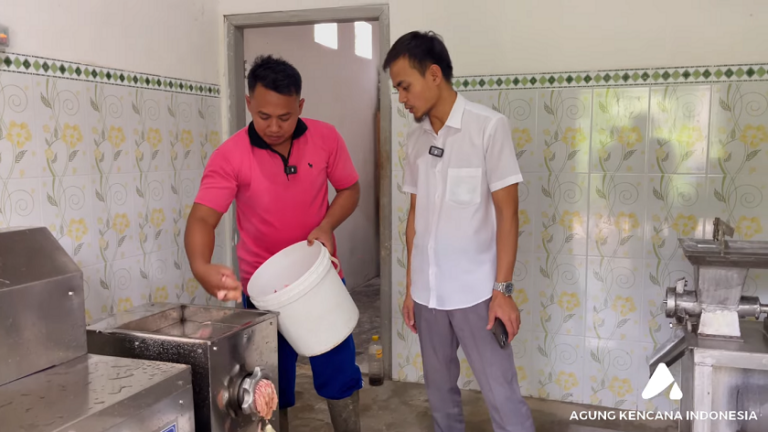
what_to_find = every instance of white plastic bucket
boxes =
[247,241,359,357]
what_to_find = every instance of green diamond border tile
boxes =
[420,62,768,95]
[18,53,768,97]
[0,53,220,97]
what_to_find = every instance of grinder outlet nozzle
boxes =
[239,368,278,422]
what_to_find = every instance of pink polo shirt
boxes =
[194,118,359,293]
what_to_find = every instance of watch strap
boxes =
[494,281,514,296]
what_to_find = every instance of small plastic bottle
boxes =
[368,335,384,386]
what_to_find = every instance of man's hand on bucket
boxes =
[307,222,335,255]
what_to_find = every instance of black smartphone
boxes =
[491,318,508,348]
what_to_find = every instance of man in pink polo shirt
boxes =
[185,55,363,432]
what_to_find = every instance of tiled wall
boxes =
[391,63,768,411]
[0,53,229,324]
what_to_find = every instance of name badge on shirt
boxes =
[285,165,298,175]
[429,146,444,158]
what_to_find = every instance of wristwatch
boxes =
[493,281,514,297]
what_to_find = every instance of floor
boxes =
[289,278,677,432]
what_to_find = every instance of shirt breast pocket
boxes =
[446,168,483,207]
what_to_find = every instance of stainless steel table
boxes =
[0,354,195,432]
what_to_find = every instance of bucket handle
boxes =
[330,257,341,273]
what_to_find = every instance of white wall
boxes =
[0,0,231,317]
[0,0,219,84]
[220,0,768,80]
[243,22,381,289]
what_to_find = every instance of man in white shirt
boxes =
[383,31,535,432]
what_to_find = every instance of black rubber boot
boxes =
[326,391,361,432]
[279,408,289,432]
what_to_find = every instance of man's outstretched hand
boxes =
[195,263,243,302]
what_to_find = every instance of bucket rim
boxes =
[248,242,332,309]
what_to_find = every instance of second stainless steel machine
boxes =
[649,218,768,432]
[0,227,195,432]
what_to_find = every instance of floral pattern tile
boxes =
[133,89,170,174]
[742,269,768,301]
[34,77,92,179]
[83,263,109,324]
[533,332,585,403]
[517,178,535,253]
[391,94,413,173]
[584,338,650,410]
[513,254,535,331]
[589,174,647,259]
[91,173,140,264]
[538,89,592,174]
[705,175,768,241]
[535,173,590,256]
[1,73,43,181]
[41,175,99,268]
[645,175,707,261]
[167,94,204,172]
[648,86,711,174]
[591,88,649,174]
[510,331,534,397]
[177,170,202,233]
[110,255,145,314]
[0,63,223,320]
[586,257,643,342]
[533,254,587,337]
[391,170,409,248]
[135,171,176,254]
[199,98,222,167]
[144,248,183,304]
[0,178,42,228]
[709,83,768,176]
[88,85,139,175]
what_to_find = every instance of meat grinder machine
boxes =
[0,226,195,432]
[87,302,280,432]
[649,218,768,432]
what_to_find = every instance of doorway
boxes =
[224,5,392,378]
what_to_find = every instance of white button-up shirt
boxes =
[403,94,523,310]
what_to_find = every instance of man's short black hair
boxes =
[383,31,453,82]
[247,55,302,96]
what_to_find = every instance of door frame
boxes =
[223,5,393,379]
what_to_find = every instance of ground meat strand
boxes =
[253,379,278,420]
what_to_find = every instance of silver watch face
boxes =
[497,282,514,296]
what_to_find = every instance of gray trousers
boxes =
[414,299,535,432]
